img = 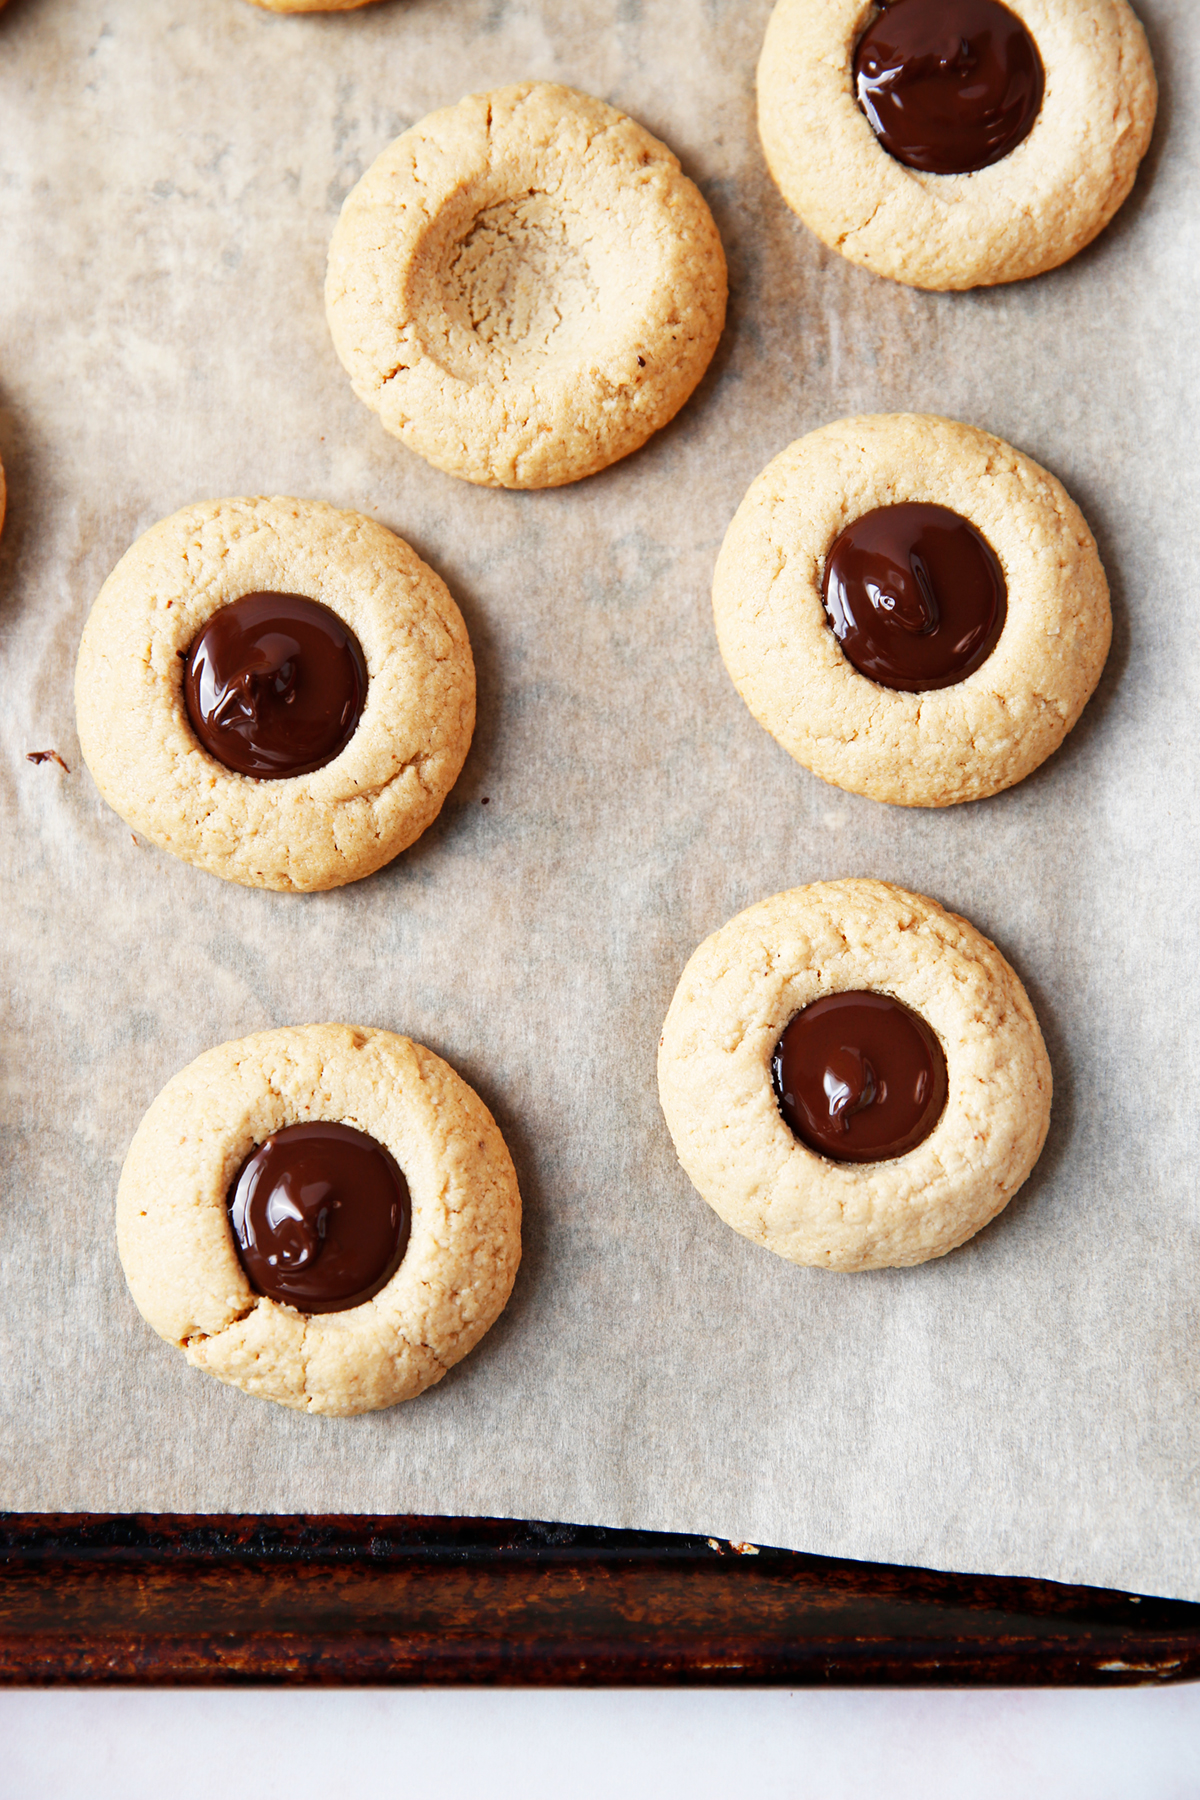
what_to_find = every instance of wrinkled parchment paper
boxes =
[1,0,1197,1601]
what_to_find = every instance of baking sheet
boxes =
[1,0,1197,1602]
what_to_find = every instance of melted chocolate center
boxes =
[228,1121,410,1313]
[772,990,947,1163]
[184,592,367,778]
[822,502,1006,691]
[854,0,1044,175]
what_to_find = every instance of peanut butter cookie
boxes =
[117,1025,522,1415]
[326,83,727,487]
[758,0,1156,289]
[713,414,1110,807]
[658,881,1051,1271]
[75,496,474,890]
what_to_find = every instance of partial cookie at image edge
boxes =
[757,0,1157,290]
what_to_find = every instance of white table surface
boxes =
[4,1686,1200,1798]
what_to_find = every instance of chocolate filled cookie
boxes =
[325,82,727,488]
[116,1026,522,1415]
[75,496,474,891]
[658,881,1051,1271]
[712,414,1110,807]
[757,0,1156,289]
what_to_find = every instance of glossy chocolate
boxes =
[228,1121,410,1313]
[184,592,367,779]
[822,502,1006,691]
[772,990,947,1163]
[854,0,1045,175]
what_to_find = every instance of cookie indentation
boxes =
[437,194,600,378]
[228,1121,411,1313]
[771,990,948,1163]
[853,0,1044,176]
[821,502,1007,693]
[184,592,368,779]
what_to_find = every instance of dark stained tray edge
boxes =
[2,1513,1197,1688]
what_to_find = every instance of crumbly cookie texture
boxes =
[758,0,1157,290]
[117,1026,522,1416]
[658,881,1051,1272]
[326,82,727,489]
[713,414,1110,807]
[75,496,475,891]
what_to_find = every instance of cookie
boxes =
[75,496,475,891]
[757,0,1156,289]
[658,881,1051,1271]
[325,82,727,489]
[712,414,1110,807]
[116,1025,522,1415]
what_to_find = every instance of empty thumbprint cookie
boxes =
[712,414,1111,807]
[757,0,1156,289]
[658,880,1051,1271]
[116,1025,522,1414]
[325,82,727,488]
[75,496,475,890]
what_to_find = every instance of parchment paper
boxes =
[1,0,1197,1602]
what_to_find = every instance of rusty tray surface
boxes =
[2,1514,1198,1687]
